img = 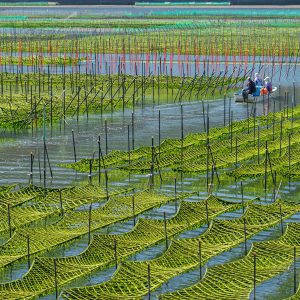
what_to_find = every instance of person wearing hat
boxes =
[264,77,272,94]
[242,77,256,101]
[254,73,263,86]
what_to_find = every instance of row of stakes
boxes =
[2,64,246,130]
[7,120,300,299]
[26,86,297,197]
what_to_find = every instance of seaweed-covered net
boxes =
[161,222,300,299]
[62,105,300,182]
[60,200,300,299]
[0,190,187,268]
[0,185,130,235]
[0,195,235,299]
[0,185,45,207]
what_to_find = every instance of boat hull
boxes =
[234,87,278,103]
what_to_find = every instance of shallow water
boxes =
[1,53,300,81]
[0,6,300,298]
[0,82,298,188]
[0,80,299,298]
[256,258,300,300]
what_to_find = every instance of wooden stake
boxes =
[257,123,260,164]
[205,199,209,227]
[198,240,202,280]
[131,112,135,150]
[98,136,101,185]
[43,112,46,190]
[88,203,92,245]
[274,180,283,202]
[149,136,155,189]
[241,181,244,214]
[54,258,58,299]
[132,195,136,226]
[207,145,220,185]
[114,237,117,269]
[230,111,233,152]
[164,212,168,250]
[280,114,283,156]
[127,125,131,165]
[235,135,238,169]
[59,190,64,217]
[105,119,108,155]
[223,94,226,126]
[288,133,291,175]
[243,217,247,255]
[253,252,257,300]
[253,105,256,147]
[264,147,268,192]
[206,145,209,192]
[88,159,93,185]
[158,110,161,158]
[105,170,109,201]
[44,143,53,179]
[174,178,177,212]
[7,204,11,238]
[181,105,184,141]
[279,204,284,235]
[29,152,34,185]
[27,234,30,269]
[147,263,151,300]
[201,100,206,133]
[72,129,77,163]
[294,246,297,294]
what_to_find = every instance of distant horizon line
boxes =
[2,0,300,6]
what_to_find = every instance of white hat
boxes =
[264,77,270,81]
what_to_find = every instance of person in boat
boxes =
[254,73,263,86]
[264,77,272,94]
[242,77,256,101]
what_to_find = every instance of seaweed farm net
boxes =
[61,200,300,299]
[63,103,300,182]
[1,6,300,300]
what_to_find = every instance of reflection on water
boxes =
[0,84,299,189]
[1,53,300,81]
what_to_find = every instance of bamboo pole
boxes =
[198,240,202,280]
[164,211,168,250]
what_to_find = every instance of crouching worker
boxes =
[242,77,256,101]
[264,77,272,94]
[260,87,268,95]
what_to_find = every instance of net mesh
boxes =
[61,200,300,299]
[0,190,187,268]
[161,222,300,299]
[0,195,235,299]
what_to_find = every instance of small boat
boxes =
[234,86,278,103]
